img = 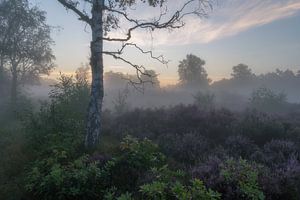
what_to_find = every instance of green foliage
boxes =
[221,159,265,200]
[104,189,133,200]
[25,135,219,200]
[26,70,90,157]
[25,155,106,200]
[24,136,164,199]
[0,126,28,200]
[190,179,221,200]
[140,177,220,200]
[108,135,166,191]
[119,135,166,167]
[0,95,33,199]
[140,181,168,199]
[139,162,220,200]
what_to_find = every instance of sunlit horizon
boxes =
[31,0,300,84]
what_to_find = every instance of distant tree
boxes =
[0,1,9,96]
[104,71,127,89]
[0,52,8,96]
[275,69,295,79]
[193,91,215,110]
[113,88,130,115]
[56,0,212,148]
[0,0,55,109]
[178,54,210,87]
[249,87,287,112]
[138,69,160,89]
[75,66,90,97]
[231,64,254,81]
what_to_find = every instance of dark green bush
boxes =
[221,159,265,200]
[25,136,219,200]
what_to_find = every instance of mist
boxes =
[22,63,300,114]
[1,0,300,199]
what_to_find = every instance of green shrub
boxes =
[25,155,107,200]
[139,163,220,200]
[140,176,220,200]
[103,135,167,192]
[221,159,265,200]
[25,136,219,200]
[24,136,165,199]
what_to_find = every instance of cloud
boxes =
[129,0,300,45]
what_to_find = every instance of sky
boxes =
[30,0,300,86]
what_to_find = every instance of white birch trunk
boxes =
[85,0,104,148]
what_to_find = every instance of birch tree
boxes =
[56,0,212,148]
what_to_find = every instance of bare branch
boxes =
[57,0,92,25]
[103,42,169,66]
[103,51,156,92]
[102,0,211,42]
[103,6,140,25]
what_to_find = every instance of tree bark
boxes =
[85,0,104,148]
[0,57,3,77]
[11,63,17,112]
[0,57,4,96]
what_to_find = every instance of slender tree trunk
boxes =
[0,56,4,93]
[85,0,104,148]
[11,64,17,113]
[0,57,3,78]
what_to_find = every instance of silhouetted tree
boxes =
[231,64,254,81]
[0,2,9,96]
[139,69,160,88]
[113,88,130,115]
[0,0,55,109]
[193,91,215,110]
[249,87,287,112]
[56,0,212,148]
[178,54,210,87]
[104,71,127,89]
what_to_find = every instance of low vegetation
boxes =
[1,73,300,200]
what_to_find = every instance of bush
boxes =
[262,140,298,167]
[25,155,106,200]
[108,136,166,192]
[193,91,215,110]
[260,157,300,200]
[249,87,288,113]
[25,136,220,200]
[111,105,236,143]
[25,72,90,158]
[191,156,224,188]
[220,159,265,200]
[140,178,220,200]
[24,135,165,199]
[225,135,258,159]
[159,133,211,165]
[238,110,286,145]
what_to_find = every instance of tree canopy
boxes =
[178,54,210,87]
[0,0,55,107]
[231,64,254,81]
